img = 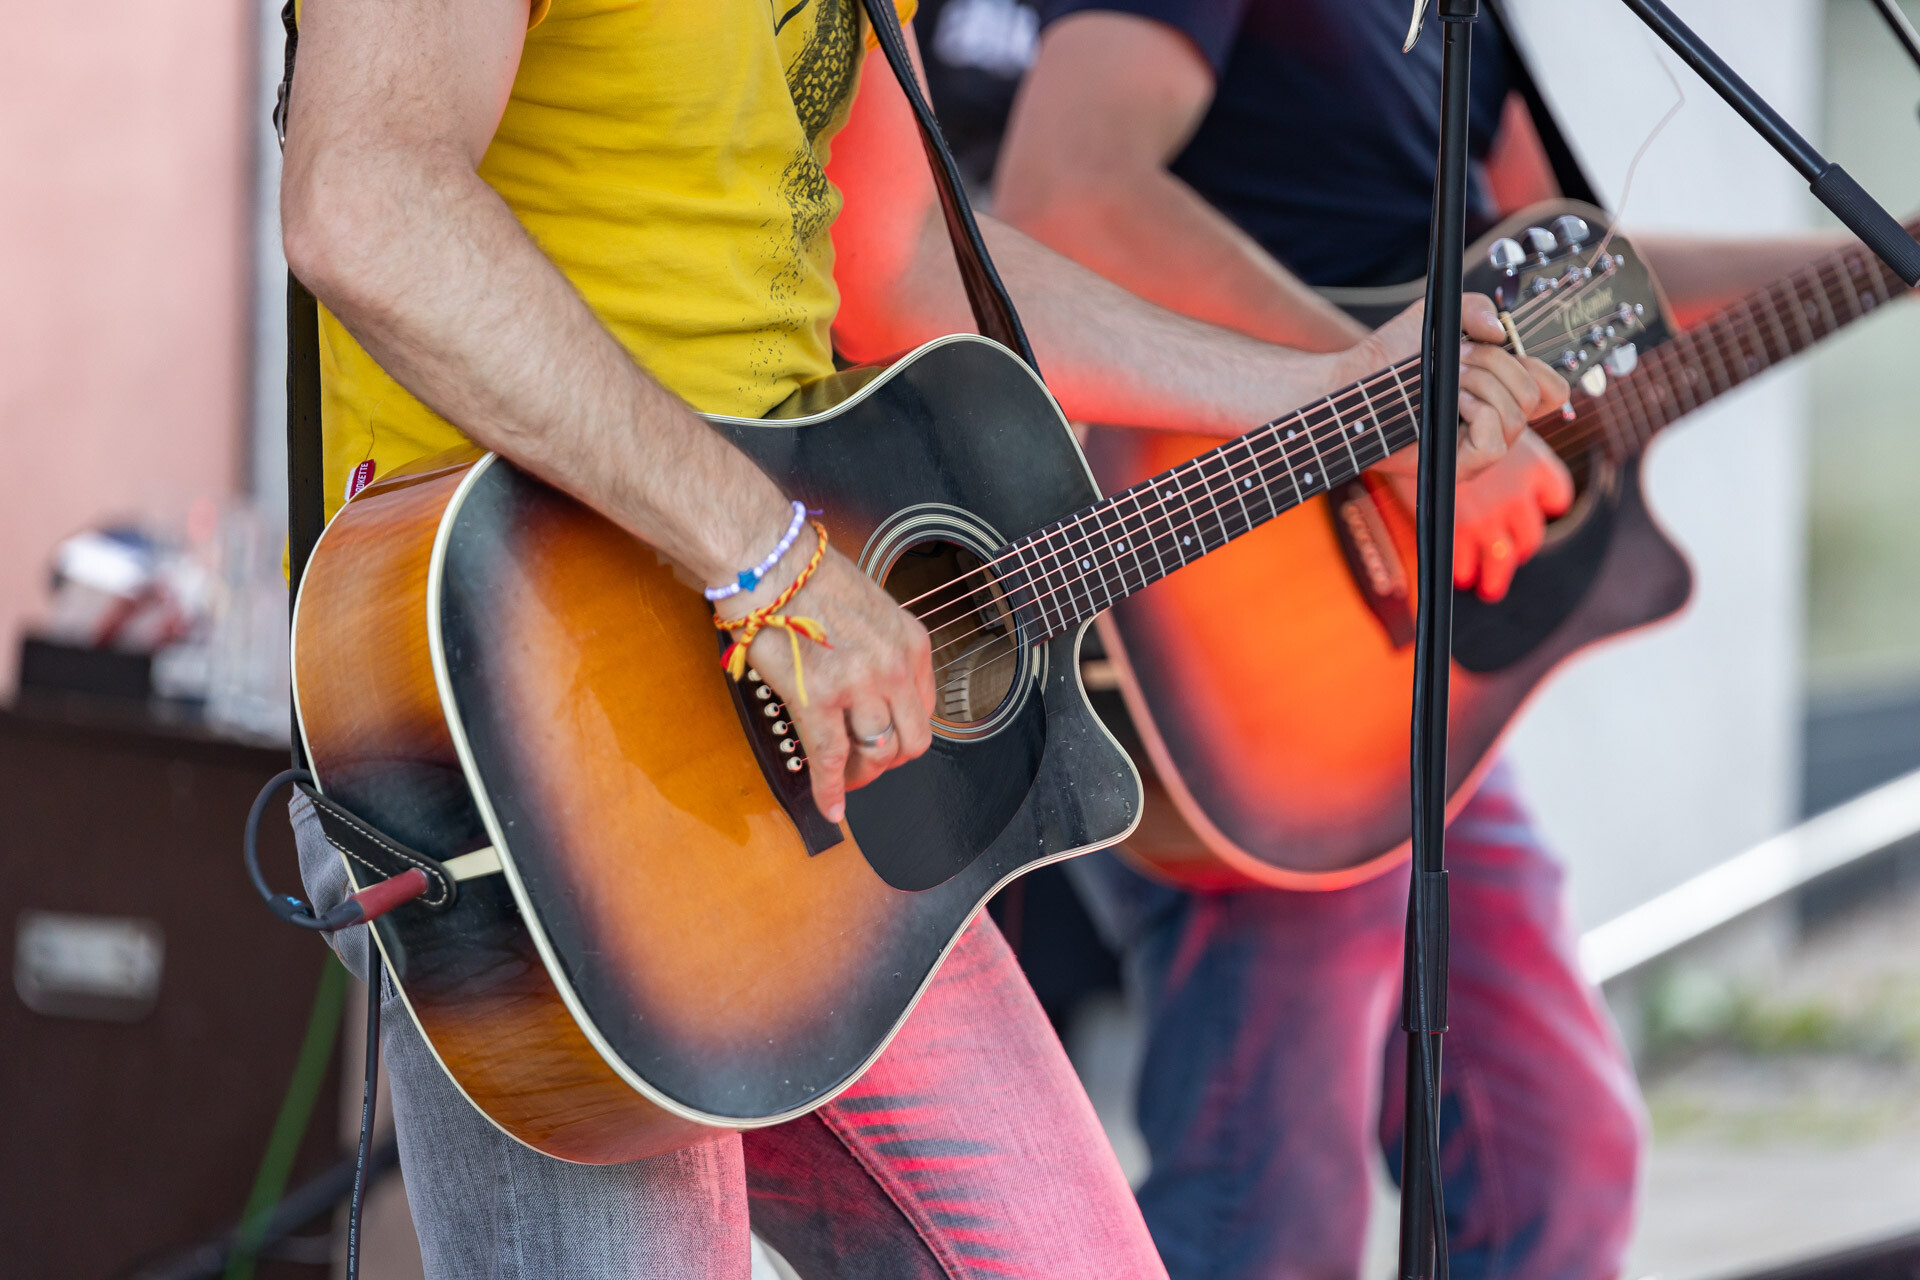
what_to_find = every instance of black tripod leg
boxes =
[1400,4,1475,1278]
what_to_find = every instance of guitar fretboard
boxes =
[1566,229,1916,457]
[1001,359,1426,641]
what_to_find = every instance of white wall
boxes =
[1502,0,1821,926]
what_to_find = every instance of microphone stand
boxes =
[1868,0,1920,82]
[1395,5,1920,1277]
[1615,0,1920,286]
[1399,2,1475,1277]
[1396,5,1920,1277]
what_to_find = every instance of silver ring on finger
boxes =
[852,722,896,752]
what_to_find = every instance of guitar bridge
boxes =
[722,648,844,856]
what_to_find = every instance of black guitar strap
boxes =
[857,0,1040,371]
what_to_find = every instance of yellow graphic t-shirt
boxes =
[317,0,914,519]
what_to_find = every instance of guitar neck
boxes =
[1005,358,1425,640]
[1558,225,1917,456]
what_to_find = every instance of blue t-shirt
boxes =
[1037,0,1512,287]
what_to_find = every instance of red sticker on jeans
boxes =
[345,460,376,501]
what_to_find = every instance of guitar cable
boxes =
[245,767,406,1280]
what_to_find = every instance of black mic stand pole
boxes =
[1867,0,1920,82]
[1399,2,1475,1277]
[1615,0,1920,286]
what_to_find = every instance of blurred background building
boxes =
[2,1,1917,1276]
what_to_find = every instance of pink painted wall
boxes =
[0,0,254,690]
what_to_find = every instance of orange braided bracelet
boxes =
[716,520,832,705]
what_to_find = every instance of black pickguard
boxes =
[712,337,1135,895]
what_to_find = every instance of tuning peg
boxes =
[1580,367,1609,397]
[1523,227,1558,257]
[1489,238,1526,271]
[1604,343,1639,376]
[1551,214,1592,247]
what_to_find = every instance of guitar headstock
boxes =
[1466,204,1674,401]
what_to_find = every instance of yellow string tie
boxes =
[716,520,832,706]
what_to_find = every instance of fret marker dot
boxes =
[1116,541,1127,552]
[1286,429,1296,439]
[1304,471,1315,484]
[1081,559,1091,570]
[1183,536,1192,547]
[1242,479,1252,489]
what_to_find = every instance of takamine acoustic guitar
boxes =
[1089,199,1919,892]
[292,248,1632,1163]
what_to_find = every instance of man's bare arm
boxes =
[991,12,1367,354]
[828,22,1562,467]
[281,0,934,822]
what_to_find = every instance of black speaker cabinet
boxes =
[1,704,343,1278]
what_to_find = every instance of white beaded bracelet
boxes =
[704,500,811,602]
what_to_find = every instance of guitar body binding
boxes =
[293,336,1142,1161]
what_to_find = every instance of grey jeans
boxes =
[293,794,1164,1279]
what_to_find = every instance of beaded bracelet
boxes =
[705,500,809,602]
[717,521,832,706]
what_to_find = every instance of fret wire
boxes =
[1835,254,1866,320]
[1276,420,1310,507]
[1810,259,1843,333]
[1218,432,1258,535]
[1325,394,1364,477]
[1386,364,1420,440]
[1020,531,1059,638]
[1040,521,1083,629]
[1352,378,1394,460]
[1117,487,1158,592]
[1297,411,1331,494]
[1620,357,1664,446]
[1781,273,1819,348]
[1243,424,1283,522]
[1071,507,1118,614]
[1150,477,1193,566]
[1205,450,1251,545]
[1729,300,1770,377]
[1100,499,1142,600]
[1755,289,1795,363]
[1128,485,1170,586]
[1698,314,1737,394]
[1659,336,1705,416]
[1609,366,1650,451]
[1234,431,1277,524]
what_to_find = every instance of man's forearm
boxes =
[284,144,793,586]
[997,167,1367,354]
[835,201,1377,439]
[1637,231,1855,329]
[982,214,1381,434]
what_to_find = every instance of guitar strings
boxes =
[916,290,1618,691]
[913,292,1616,689]
[898,277,1601,648]
[924,246,1914,700]
[894,277,1586,636]
[922,240,1914,671]
[1524,248,1904,467]
[905,283,1604,651]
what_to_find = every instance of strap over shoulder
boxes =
[858,0,1041,373]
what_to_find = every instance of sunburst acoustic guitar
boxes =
[291,248,1630,1162]
[1088,200,1919,891]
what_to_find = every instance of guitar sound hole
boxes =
[884,539,1023,731]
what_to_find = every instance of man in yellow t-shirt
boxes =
[280,0,1565,1273]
